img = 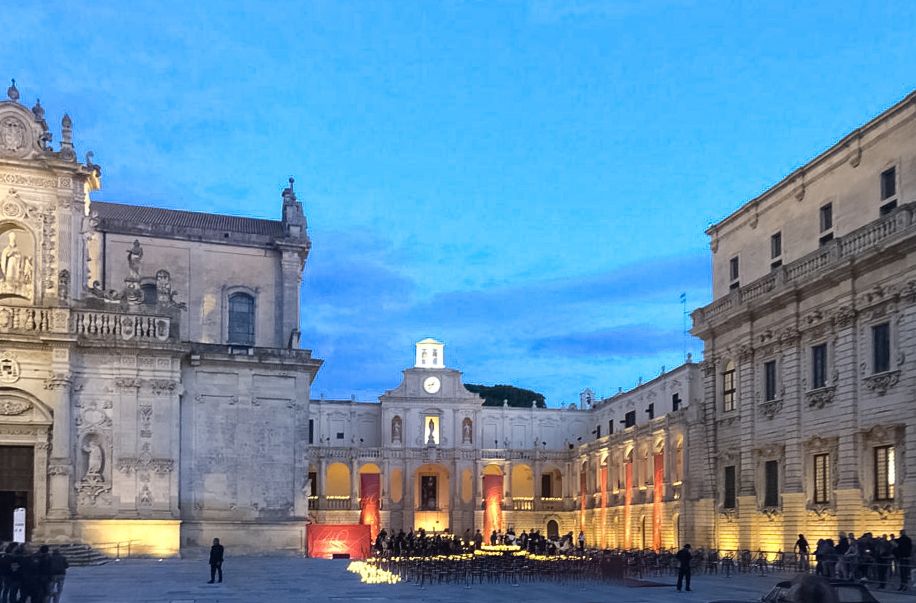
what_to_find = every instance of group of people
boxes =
[807,530,912,590]
[0,543,69,603]
[371,527,579,558]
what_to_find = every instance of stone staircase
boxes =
[28,542,112,566]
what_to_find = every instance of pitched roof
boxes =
[92,201,285,238]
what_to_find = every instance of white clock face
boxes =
[423,376,441,394]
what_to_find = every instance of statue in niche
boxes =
[82,438,104,481]
[391,416,402,443]
[427,418,436,445]
[462,418,473,444]
[1,231,23,282]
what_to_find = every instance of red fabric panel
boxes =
[482,475,503,539]
[653,453,664,550]
[359,473,381,541]
[307,524,371,559]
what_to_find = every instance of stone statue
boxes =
[126,240,143,281]
[1,232,22,282]
[462,418,472,443]
[82,439,104,481]
[391,417,402,443]
[427,418,436,445]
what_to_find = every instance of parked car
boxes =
[710,579,879,603]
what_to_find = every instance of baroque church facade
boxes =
[1,80,915,556]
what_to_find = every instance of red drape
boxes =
[483,475,503,539]
[653,453,664,551]
[359,473,381,541]
[624,463,633,549]
[307,524,371,559]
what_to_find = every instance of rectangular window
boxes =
[595,424,601,439]
[819,232,834,247]
[335,432,344,440]
[608,420,614,435]
[308,471,318,496]
[820,203,833,233]
[724,465,736,509]
[624,410,636,428]
[672,393,681,412]
[872,323,891,374]
[771,232,782,259]
[881,200,898,216]
[647,403,655,420]
[764,460,779,508]
[813,454,830,504]
[308,419,314,444]
[723,366,736,412]
[541,474,552,498]
[875,445,896,501]
[764,360,777,401]
[811,344,827,389]
[881,167,897,200]
[729,256,739,282]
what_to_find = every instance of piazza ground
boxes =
[61,557,916,602]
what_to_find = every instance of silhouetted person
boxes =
[791,574,837,603]
[897,529,912,591]
[207,538,224,584]
[48,548,69,603]
[676,544,693,592]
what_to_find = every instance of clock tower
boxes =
[415,338,444,369]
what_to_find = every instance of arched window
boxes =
[228,292,255,345]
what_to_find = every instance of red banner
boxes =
[359,473,381,541]
[653,453,664,551]
[483,475,503,539]
[307,524,371,559]
[624,462,632,549]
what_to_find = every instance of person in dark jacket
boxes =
[48,548,69,603]
[897,529,912,591]
[0,543,12,603]
[676,544,693,592]
[207,538,224,584]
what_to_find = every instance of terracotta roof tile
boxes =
[92,201,285,237]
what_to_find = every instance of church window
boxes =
[228,292,255,345]
[875,445,895,501]
[764,460,779,507]
[723,465,736,509]
[722,361,736,412]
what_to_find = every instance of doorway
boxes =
[0,446,33,541]
[546,519,559,540]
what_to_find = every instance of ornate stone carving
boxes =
[138,485,153,506]
[138,405,152,438]
[149,379,176,396]
[115,377,142,390]
[0,398,30,415]
[0,352,21,383]
[43,373,71,391]
[47,463,71,476]
[806,386,836,409]
[124,240,143,304]
[759,398,783,420]
[761,506,782,521]
[864,371,900,396]
[58,269,69,302]
[0,115,28,157]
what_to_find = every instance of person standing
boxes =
[48,548,69,603]
[794,534,810,572]
[897,529,912,591]
[577,530,585,551]
[207,538,224,584]
[676,544,693,592]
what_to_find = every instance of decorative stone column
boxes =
[45,373,73,519]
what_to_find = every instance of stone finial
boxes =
[60,113,75,161]
[31,98,44,120]
[7,79,19,102]
[282,176,297,203]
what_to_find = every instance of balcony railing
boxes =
[697,203,915,326]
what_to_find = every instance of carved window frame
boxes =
[859,425,903,508]
[718,451,740,515]
[804,436,838,511]
[722,359,737,413]
[754,445,785,513]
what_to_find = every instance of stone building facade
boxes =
[0,82,320,555]
[690,89,916,552]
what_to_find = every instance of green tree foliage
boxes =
[464,383,546,408]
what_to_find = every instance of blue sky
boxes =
[5,1,915,405]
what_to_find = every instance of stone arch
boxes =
[546,518,560,540]
[511,463,534,499]
[325,462,350,497]
[0,387,53,425]
[0,220,37,304]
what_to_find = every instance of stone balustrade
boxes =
[0,305,172,342]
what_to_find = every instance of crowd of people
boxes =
[0,543,69,603]
[810,530,912,590]
[371,526,580,557]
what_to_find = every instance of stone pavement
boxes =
[62,557,916,603]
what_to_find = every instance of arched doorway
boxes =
[413,463,450,533]
[0,388,52,541]
[546,519,559,540]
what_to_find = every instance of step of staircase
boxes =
[26,542,112,567]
